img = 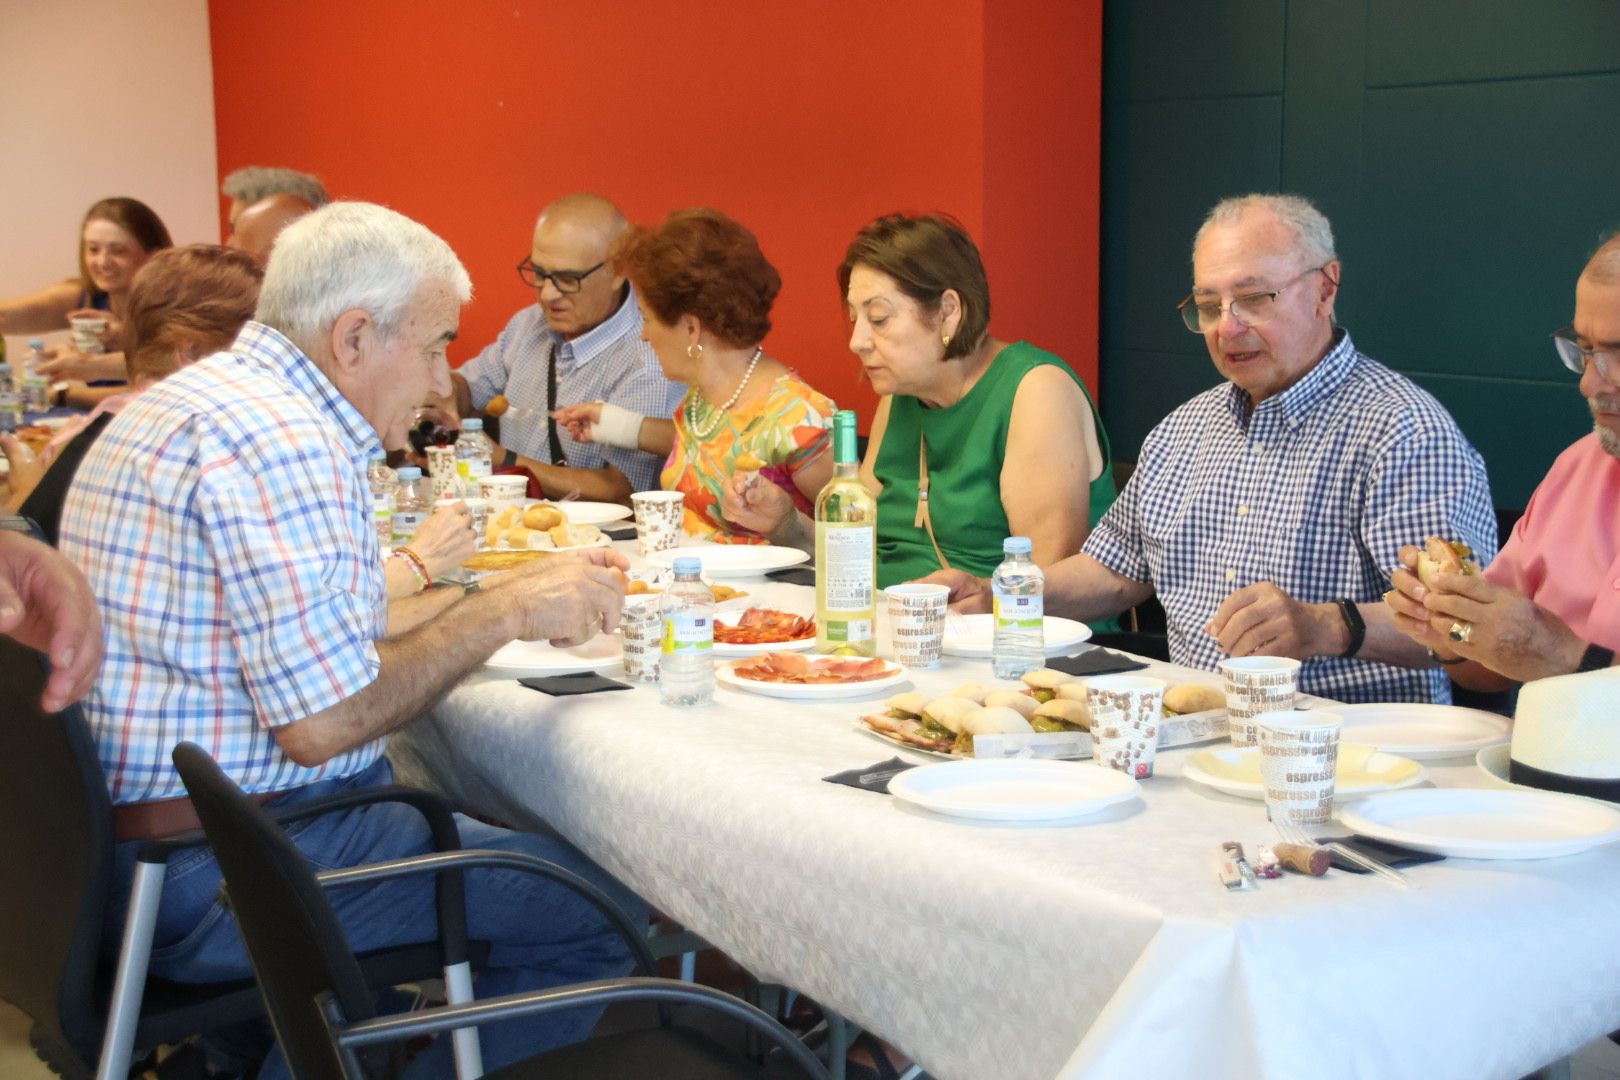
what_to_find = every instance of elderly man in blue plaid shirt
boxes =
[60,203,647,1076]
[442,193,682,501]
[931,193,1495,704]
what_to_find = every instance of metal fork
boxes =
[1274,816,1417,889]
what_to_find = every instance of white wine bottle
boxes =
[815,410,876,655]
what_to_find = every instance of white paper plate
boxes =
[1326,702,1511,760]
[489,534,613,555]
[520,499,632,526]
[1340,787,1620,860]
[888,759,1139,823]
[941,614,1094,659]
[484,634,622,676]
[647,545,810,578]
[716,658,906,700]
[1182,744,1426,800]
[712,632,817,657]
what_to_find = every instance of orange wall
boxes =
[209,1,1100,425]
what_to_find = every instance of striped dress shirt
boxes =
[1084,332,1497,703]
[458,289,683,493]
[59,323,388,803]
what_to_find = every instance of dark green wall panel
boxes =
[1101,1,1620,510]
[1366,0,1620,86]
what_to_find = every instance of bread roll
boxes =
[1054,683,1091,703]
[1162,684,1225,716]
[502,526,532,549]
[1021,667,1075,702]
[951,682,992,704]
[960,706,1034,735]
[885,691,929,718]
[921,697,978,734]
[982,690,1038,718]
[524,504,566,531]
[1416,538,1475,590]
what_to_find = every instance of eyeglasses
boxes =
[1553,327,1620,383]
[1177,265,1330,333]
[516,258,604,294]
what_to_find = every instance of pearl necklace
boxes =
[686,345,763,440]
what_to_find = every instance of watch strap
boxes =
[1576,643,1615,673]
[1334,598,1366,658]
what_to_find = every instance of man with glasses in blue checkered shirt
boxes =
[440,193,682,502]
[930,193,1495,704]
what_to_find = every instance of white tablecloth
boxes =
[388,578,1620,1080]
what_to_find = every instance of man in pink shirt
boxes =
[1386,232,1620,686]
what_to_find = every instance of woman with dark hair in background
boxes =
[726,212,1118,607]
[556,207,837,541]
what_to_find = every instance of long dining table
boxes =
[388,557,1620,1080]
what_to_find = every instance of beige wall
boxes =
[0,0,218,357]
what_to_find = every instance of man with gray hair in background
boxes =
[221,165,329,237]
[59,202,644,1076]
[929,192,1496,704]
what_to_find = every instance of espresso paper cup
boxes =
[1085,675,1164,779]
[883,583,948,668]
[478,475,529,510]
[1256,710,1342,827]
[70,316,109,354]
[1219,656,1302,747]
[631,490,685,556]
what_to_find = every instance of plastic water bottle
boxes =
[391,466,429,546]
[367,454,398,550]
[0,365,20,433]
[22,340,51,413]
[991,536,1045,679]
[659,556,715,707]
[455,417,494,497]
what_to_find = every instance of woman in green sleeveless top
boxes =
[723,214,1118,629]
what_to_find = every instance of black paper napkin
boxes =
[603,522,639,540]
[822,757,918,795]
[518,673,633,696]
[766,566,817,586]
[1043,648,1150,677]
[1315,835,1445,873]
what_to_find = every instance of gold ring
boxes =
[1447,621,1473,644]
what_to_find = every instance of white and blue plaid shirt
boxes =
[458,289,682,493]
[1085,332,1496,703]
[59,323,388,803]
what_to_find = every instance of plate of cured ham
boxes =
[716,652,907,700]
[713,609,817,657]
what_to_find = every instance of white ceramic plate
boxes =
[1340,787,1620,860]
[888,759,1139,823]
[941,614,1094,659]
[716,658,906,700]
[647,545,810,578]
[490,534,612,555]
[1182,744,1426,800]
[519,499,632,526]
[1326,702,1511,760]
[484,634,622,676]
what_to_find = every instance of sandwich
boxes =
[524,504,567,531]
[1415,538,1477,590]
[1021,668,1074,703]
[952,705,1034,755]
[1030,698,1091,733]
[982,690,1038,719]
[950,682,992,704]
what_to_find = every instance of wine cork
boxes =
[1274,842,1331,876]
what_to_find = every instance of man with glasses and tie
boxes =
[443,193,681,501]
[1386,231,1620,687]
[930,193,1495,704]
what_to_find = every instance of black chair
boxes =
[0,637,486,1078]
[172,742,830,1079]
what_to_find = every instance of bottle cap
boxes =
[672,556,702,575]
[370,452,387,464]
[27,339,45,350]
[463,418,483,431]
[1003,536,1033,555]
[396,466,422,480]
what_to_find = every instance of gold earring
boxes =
[942,335,951,348]
[686,343,704,360]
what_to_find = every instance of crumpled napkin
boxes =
[822,757,918,795]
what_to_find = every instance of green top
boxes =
[873,341,1118,627]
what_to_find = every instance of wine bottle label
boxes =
[661,614,713,654]
[819,524,874,612]
[993,592,1043,628]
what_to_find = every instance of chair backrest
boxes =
[0,637,114,1071]
[171,742,381,1079]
